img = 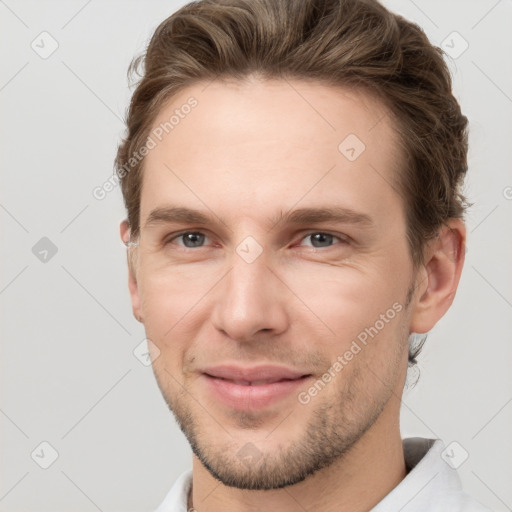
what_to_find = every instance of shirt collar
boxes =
[154,437,481,512]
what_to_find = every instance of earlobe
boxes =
[120,220,144,323]
[409,219,466,334]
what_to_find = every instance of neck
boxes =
[188,402,406,512]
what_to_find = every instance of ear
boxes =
[409,218,466,333]
[120,219,143,323]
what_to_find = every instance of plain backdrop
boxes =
[1,1,511,511]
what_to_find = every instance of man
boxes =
[116,0,491,510]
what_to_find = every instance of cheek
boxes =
[139,262,203,311]
[138,272,196,380]
[137,263,222,342]
[282,260,409,345]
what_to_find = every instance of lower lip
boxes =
[201,374,311,410]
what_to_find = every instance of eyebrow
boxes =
[144,206,212,228]
[272,206,374,229]
[143,205,374,230]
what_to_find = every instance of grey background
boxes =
[1,0,511,510]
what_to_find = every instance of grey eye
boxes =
[180,232,206,247]
[305,233,336,248]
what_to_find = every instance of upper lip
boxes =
[202,364,310,384]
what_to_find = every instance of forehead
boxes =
[139,78,403,229]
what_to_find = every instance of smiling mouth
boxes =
[201,373,313,410]
[205,375,311,386]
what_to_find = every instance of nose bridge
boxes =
[211,244,288,341]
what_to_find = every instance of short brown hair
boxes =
[115,0,469,360]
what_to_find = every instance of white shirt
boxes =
[154,438,492,512]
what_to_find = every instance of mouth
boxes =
[205,375,309,386]
[200,366,312,410]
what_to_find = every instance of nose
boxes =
[210,250,289,343]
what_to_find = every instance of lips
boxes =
[202,364,309,383]
[200,364,312,410]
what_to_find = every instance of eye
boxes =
[168,231,210,248]
[164,231,346,250]
[299,232,346,248]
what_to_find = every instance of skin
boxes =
[120,77,466,512]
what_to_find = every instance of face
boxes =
[124,78,421,490]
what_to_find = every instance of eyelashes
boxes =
[300,232,345,248]
[170,231,209,248]
[164,230,349,250]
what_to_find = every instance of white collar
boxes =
[154,438,491,512]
